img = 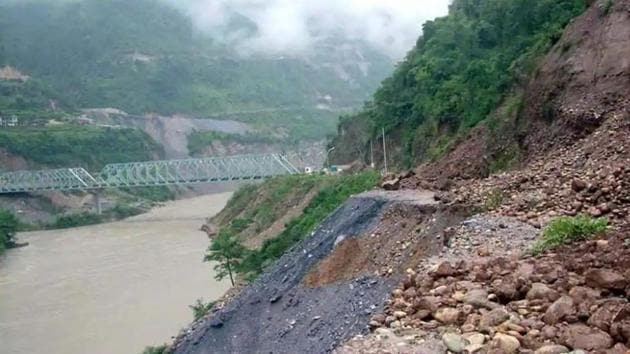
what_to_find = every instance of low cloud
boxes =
[169,0,450,59]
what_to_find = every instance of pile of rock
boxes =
[449,114,630,229]
[360,230,630,353]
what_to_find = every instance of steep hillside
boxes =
[0,0,393,139]
[330,0,588,167]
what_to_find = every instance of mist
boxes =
[166,0,450,59]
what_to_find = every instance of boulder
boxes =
[433,261,457,277]
[479,308,510,332]
[534,344,570,354]
[442,332,469,353]
[606,343,629,354]
[490,333,521,353]
[584,269,627,290]
[527,283,559,301]
[587,299,627,332]
[434,307,462,325]
[416,296,441,313]
[465,289,498,309]
[543,296,575,325]
[559,323,613,351]
[381,178,401,191]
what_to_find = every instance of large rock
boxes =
[584,269,627,290]
[479,308,510,332]
[492,276,525,301]
[381,178,401,191]
[490,333,521,353]
[442,332,469,353]
[465,289,498,309]
[527,283,559,301]
[543,296,575,325]
[433,261,457,277]
[434,307,461,325]
[416,296,442,313]
[587,299,627,332]
[534,344,570,354]
[559,323,613,351]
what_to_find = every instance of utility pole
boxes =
[382,127,388,174]
[370,139,374,168]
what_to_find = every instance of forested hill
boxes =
[0,0,392,132]
[330,0,588,167]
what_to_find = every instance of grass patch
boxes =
[140,345,169,354]
[531,215,608,255]
[599,0,614,16]
[189,299,216,322]
[483,189,505,211]
[236,171,379,278]
[52,212,104,229]
[0,126,162,170]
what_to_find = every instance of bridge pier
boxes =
[92,191,103,215]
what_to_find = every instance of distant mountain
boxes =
[0,0,394,139]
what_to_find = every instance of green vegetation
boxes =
[204,228,247,286]
[0,126,162,170]
[483,189,505,211]
[189,299,216,322]
[333,0,587,166]
[531,215,608,255]
[0,209,19,254]
[599,0,614,16]
[234,172,379,278]
[49,204,144,230]
[51,212,105,229]
[140,345,169,354]
[187,130,281,156]
[212,175,326,237]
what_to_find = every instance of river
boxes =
[0,193,233,354]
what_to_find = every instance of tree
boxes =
[0,209,19,254]
[204,228,246,286]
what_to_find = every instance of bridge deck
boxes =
[0,154,299,194]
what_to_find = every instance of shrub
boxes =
[483,189,505,211]
[236,171,379,278]
[52,213,104,229]
[140,345,168,354]
[531,215,608,255]
[189,299,215,322]
[599,0,614,16]
[0,209,19,254]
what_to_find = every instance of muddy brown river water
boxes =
[0,193,233,354]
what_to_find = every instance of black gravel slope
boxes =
[172,195,396,354]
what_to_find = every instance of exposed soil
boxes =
[245,188,320,249]
[171,191,470,354]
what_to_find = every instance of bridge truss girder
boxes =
[0,154,299,194]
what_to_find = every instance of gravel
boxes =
[172,195,397,354]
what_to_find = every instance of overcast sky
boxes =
[168,0,451,59]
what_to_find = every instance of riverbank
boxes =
[0,193,233,354]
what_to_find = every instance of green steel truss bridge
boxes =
[0,154,299,194]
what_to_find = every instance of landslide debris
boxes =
[172,195,392,354]
[339,229,630,354]
[392,0,630,231]
[172,190,474,354]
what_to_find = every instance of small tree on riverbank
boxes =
[0,209,18,254]
[204,228,246,286]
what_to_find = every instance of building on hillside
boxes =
[0,115,19,128]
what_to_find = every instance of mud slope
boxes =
[172,191,459,354]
